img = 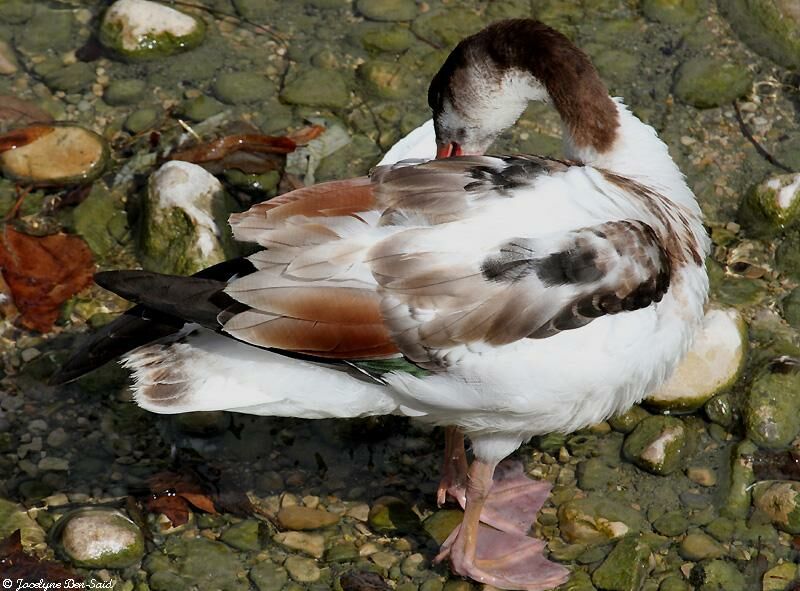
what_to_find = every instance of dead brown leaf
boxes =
[0,530,82,583]
[0,97,53,133]
[0,125,55,152]
[145,471,218,527]
[0,226,95,332]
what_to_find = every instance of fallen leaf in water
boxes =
[0,125,55,152]
[0,226,95,332]
[752,448,800,481]
[145,467,257,526]
[340,571,392,591]
[0,97,53,133]
[0,530,82,583]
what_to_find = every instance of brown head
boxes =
[428,19,619,158]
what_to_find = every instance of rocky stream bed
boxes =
[1,1,800,590]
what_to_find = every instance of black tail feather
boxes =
[51,257,256,385]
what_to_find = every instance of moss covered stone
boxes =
[104,78,147,106]
[738,173,800,239]
[72,183,128,258]
[422,510,462,544]
[358,59,415,100]
[368,496,420,534]
[679,531,725,560]
[411,9,484,47]
[100,0,206,61]
[673,57,752,109]
[220,520,261,551]
[744,360,800,449]
[357,0,417,21]
[361,26,416,52]
[782,288,800,329]
[646,308,747,413]
[281,68,349,108]
[641,0,704,25]
[753,481,800,534]
[40,62,95,94]
[721,440,757,519]
[623,416,690,475]
[776,229,800,280]
[718,0,800,69]
[124,107,160,133]
[695,560,745,591]
[57,508,144,569]
[15,8,73,53]
[558,496,649,545]
[591,535,651,591]
[250,561,288,591]
[0,0,34,24]
[213,71,276,105]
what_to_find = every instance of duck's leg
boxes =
[435,459,569,591]
[437,426,468,506]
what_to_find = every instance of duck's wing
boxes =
[367,156,674,368]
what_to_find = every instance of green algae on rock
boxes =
[214,72,276,105]
[752,481,800,534]
[72,183,129,259]
[357,0,417,22]
[645,308,747,413]
[692,559,746,591]
[678,531,725,560]
[357,59,415,100]
[718,0,800,69]
[138,160,228,275]
[558,496,649,545]
[673,57,752,109]
[762,562,799,591]
[104,78,147,106]
[220,519,262,551]
[99,0,206,61]
[776,229,800,280]
[608,405,650,434]
[721,439,757,519]
[782,288,800,329]
[422,509,462,544]
[738,173,800,239]
[641,0,704,25]
[0,125,109,186]
[281,69,350,109]
[744,358,800,449]
[55,507,145,569]
[591,534,651,591]
[368,496,420,534]
[622,416,691,475]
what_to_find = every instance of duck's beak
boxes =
[436,142,463,159]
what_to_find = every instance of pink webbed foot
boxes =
[438,524,569,591]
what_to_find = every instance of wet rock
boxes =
[273,531,325,558]
[679,531,725,560]
[591,534,651,591]
[0,0,33,24]
[744,359,800,449]
[361,26,415,52]
[646,308,746,413]
[250,561,289,590]
[721,440,757,519]
[577,457,618,491]
[180,94,226,122]
[15,8,74,53]
[139,160,227,275]
[277,506,340,530]
[175,537,248,590]
[652,511,689,536]
[752,481,800,534]
[718,0,800,69]
[622,416,690,475]
[0,125,108,186]
[411,9,483,47]
[422,509,461,544]
[762,562,799,591]
[738,173,800,239]
[284,555,321,583]
[325,542,360,562]
[704,392,735,429]
[104,79,147,106]
[686,466,716,487]
[369,496,420,534]
[231,0,279,22]
[73,183,129,258]
[357,0,417,21]
[673,57,752,109]
[37,62,94,94]
[56,508,144,568]
[124,107,161,133]
[99,0,206,61]
[558,496,648,546]
[38,457,69,471]
[693,559,745,591]
[220,519,261,551]
[783,288,800,329]
[0,40,19,75]
[358,59,415,100]
[776,229,800,280]
[213,71,276,105]
[281,69,349,108]
[559,570,596,591]
[608,405,650,434]
[641,0,704,25]
[659,576,690,591]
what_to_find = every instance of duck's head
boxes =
[428,19,619,158]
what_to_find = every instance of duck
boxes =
[55,19,709,591]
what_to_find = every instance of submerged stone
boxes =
[591,535,651,591]
[641,0,704,25]
[646,308,746,413]
[273,531,325,558]
[623,416,690,475]
[558,496,648,546]
[361,26,416,52]
[608,405,650,434]
[783,288,800,329]
[72,183,129,258]
[104,79,147,106]
[100,0,206,61]
[138,160,227,275]
[679,531,725,560]
[694,560,745,591]
[0,497,45,549]
[277,506,340,530]
[368,496,420,534]
[422,509,462,544]
[752,481,800,534]
[0,125,109,186]
[40,62,94,93]
[357,0,417,21]
[738,173,800,239]
[762,562,799,591]
[56,508,145,568]
[718,0,800,69]
[358,59,415,100]
[744,359,800,449]
[213,72,276,105]
[721,440,757,519]
[673,57,752,109]
[250,561,288,591]
[220,519,261,551]
[411,9,484,47]
[281,69,349,108]
[0,40,18,75]
[776,229,800,280]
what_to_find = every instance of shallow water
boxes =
[1,1,799,590]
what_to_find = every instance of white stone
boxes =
[103,0,199,52]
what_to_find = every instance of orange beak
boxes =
[436,142,463,159]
